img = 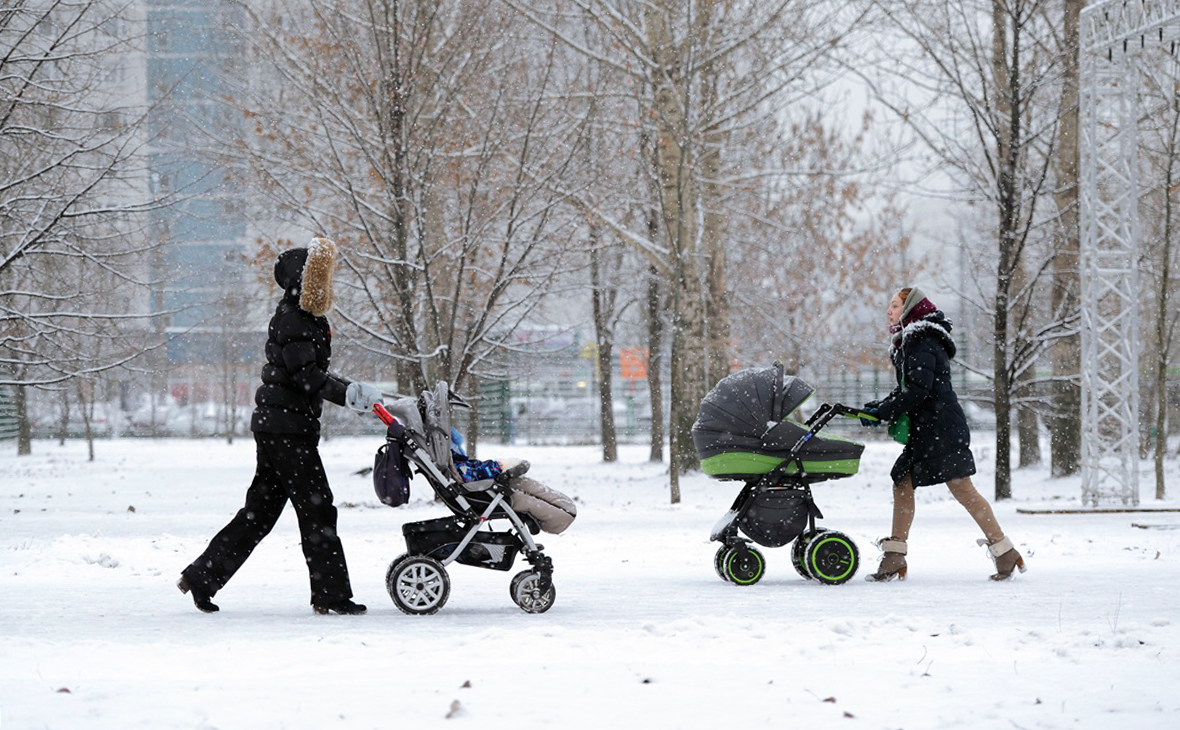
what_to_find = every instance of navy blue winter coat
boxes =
[873,311,976,487]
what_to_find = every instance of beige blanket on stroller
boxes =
[508,476,577,534]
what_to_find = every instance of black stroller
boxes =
[692,363,867,585]
[371,383,562,614]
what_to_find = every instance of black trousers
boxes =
[182,433,353,605]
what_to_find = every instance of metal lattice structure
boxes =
[1079,0,1180,506]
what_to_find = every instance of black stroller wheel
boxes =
[510,570,556,613]
[722,546,765,585]
[714,546,733,582]
[803,530,859,585]
[388,556,451,614]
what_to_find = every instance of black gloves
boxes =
[859,402,882,427]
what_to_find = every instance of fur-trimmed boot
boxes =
[977,536,1026,581]
[865,538,908,582]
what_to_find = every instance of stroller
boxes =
[371,383,571,614]
[692,363,867,585]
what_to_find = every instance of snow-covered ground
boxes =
[2,429,1178,729]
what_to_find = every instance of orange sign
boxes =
[619,347,648,379]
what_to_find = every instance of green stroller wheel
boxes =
[723,545,765,585]
[792,529,828,580]
[803,530,858,585]
[714,545,734,582]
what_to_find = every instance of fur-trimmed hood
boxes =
[890,310,956,360]
[273,237,337,317]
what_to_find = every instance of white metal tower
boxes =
[1079,0,1180,506]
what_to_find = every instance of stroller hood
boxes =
[692,363,863,480]
[692,363,814,459]
[384,382,471,482]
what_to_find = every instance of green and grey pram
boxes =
[692,363,865,585]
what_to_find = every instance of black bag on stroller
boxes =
[373,436,411,507]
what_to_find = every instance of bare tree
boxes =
[220,0,587,403]
[509,0,870,501]
[1140,73,1180,501]
[644,262,665,462]
[588,227,637,462]
[725,110,913,372]
[1,0,159,454]
[1047,0,1082,477]
[867,0,1078,499]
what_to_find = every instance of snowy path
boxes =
[2,437,1178,729]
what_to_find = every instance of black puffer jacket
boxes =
[250,247,349,435]
[874,311,976,487]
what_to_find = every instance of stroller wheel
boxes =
[722,545,765,586]
[792,529,830,580]
[384,552,411,586]
[510,570,556,614]
[803,530,859,585]
[714,546,734,582]
[387,556,451,615]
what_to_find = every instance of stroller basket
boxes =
[739,488,813,548]
[403,517,522,572]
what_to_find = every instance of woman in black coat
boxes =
[862,286,1025,582]
[178,238,383,614]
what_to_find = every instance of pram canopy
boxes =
[692,363,863,480]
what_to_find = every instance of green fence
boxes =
[0,387,17,440]
[477,378,513,443]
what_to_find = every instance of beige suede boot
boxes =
[865,538,908,582]
[978,536,1027,581]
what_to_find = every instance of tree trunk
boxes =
[646,0,706,497]
[646,262,665,462]
[697,0,730,391]
[1017,401,1041,467]
[992,0,1018,500]
[16,383,31,456]
[590,238,619,462]
[466,376,481,460]
[669,264,707,480]
[58,389,70,446]
[76,379,95,462]
[1050,0,1083,477]
[375,12,424,396]
[993,296,1013,500]
[223,319,239,445]
[1154,93,1179,500]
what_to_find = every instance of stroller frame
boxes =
[374,398,556,614]
[710,403,862,586]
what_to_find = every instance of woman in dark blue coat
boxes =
[862,287,1025,582]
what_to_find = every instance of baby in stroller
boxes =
[449,428,575,535]
[371,382,576,614]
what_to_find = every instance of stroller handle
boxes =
[373,402,395,426]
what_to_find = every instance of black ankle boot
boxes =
[313,598,367,615]
[178,576,219,613]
